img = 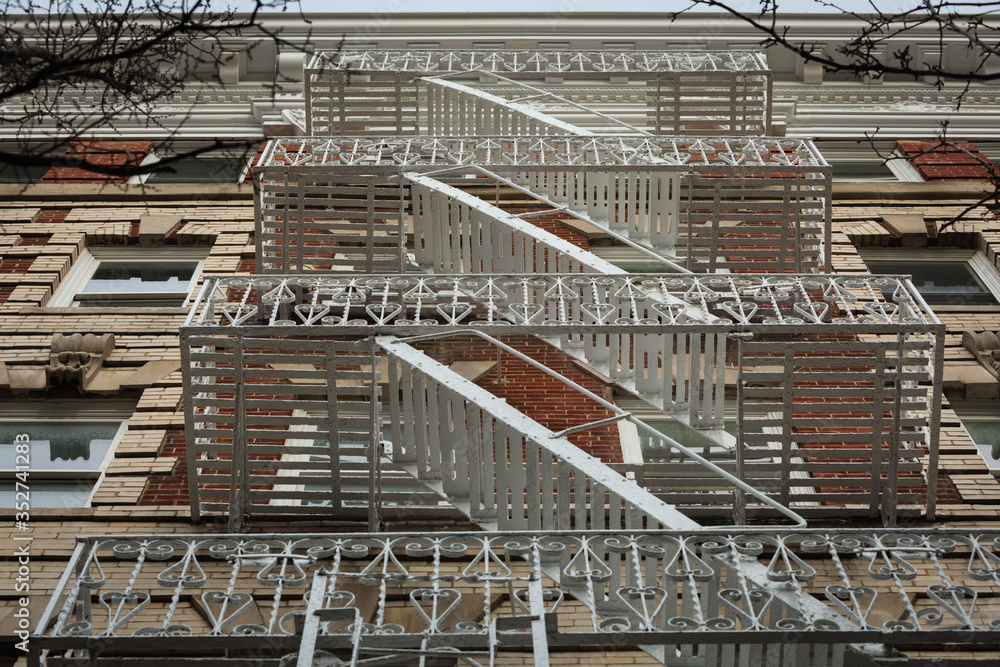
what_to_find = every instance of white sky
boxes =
[232,0,918,14]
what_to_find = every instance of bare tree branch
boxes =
[865,121,1000,232]
[674,1,1000,230]
[0,0,306,179]
[672,0,1000,85]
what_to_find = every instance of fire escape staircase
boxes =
[29,49,982,667]
[175,48,943,667]
[229,49,944,530]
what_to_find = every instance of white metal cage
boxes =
[254,136,831,275]
[305,50,773,136]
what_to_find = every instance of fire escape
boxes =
[31,50,1000,667]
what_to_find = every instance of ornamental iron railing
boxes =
[257,135,826,169]
[30,530,1000,666]
[185,273,940,332]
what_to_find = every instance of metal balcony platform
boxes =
[306,50,772,136]
[257,135,825,169]
[30,529,1000,667]
[181,273,944,526]
[254,135,831,275]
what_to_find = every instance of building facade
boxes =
[3,12,1000,667]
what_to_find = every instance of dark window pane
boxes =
[0,162,51,184]
[81,262,197,296]
[865,260,999,305]
[72,298,188,307]
[145,157,245,183]
[829,161,896,182]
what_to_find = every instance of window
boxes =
[49,247,208,307]
[144,156,248,184]
[952,404,1000,475]
[861,249,1000,306]
[815,141,920,182]
[129,146,250,185]
[0,145,58,183]
[0,403,129,508]
[0,162,51,184]
[828,161,897,182]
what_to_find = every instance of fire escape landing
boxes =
[31,49,977,667]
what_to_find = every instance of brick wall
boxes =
[414,334,623,463]
[521,210,591,250]
[42,141,153,183]
[895,140,997,181]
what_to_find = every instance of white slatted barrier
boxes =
[182,335,398,531]
[306,69,421,135]
[256,170,405,275]
[376,335,697,532]
[509,169,684,253]
[424,77,594,136]
[737,336,936,525]
[407,173,624,275]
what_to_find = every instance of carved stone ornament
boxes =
[963,330,1000,380]
[46,333,116,387]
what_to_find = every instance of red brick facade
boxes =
[41,141,153,183]
[895,140,997,181]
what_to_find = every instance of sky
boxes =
[231,0,918,14]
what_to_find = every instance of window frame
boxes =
[813,141,921,183]
[128,148,252,185]
[0,401,132,508]
[951,402,1000,476]
[859,248,1000,307]
[49,247,208,308]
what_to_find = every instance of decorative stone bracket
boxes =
[963,330,1000,380]
[46,333,116,387]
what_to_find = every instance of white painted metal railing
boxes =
[257,135,827,170]
[406,173,625,275]
[31,529,1000,667]
[312,49,772,74]
[255,172,406,275]
[185,274,941,333]
[423,77,594,136]
[377,335,700,532]
[181,335,392,531]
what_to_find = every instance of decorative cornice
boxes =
[964,331,1000,381]
[45,333,116,388]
